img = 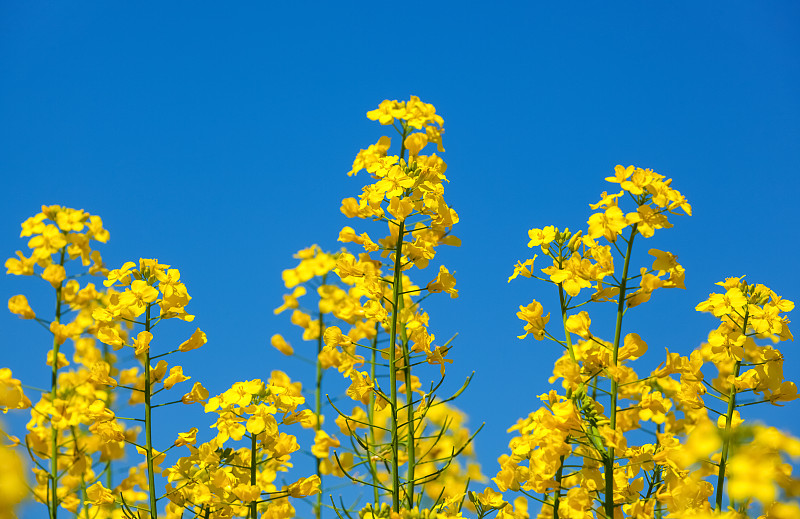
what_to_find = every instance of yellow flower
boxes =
[270,334,294,355]
[86,482,116,505]
[427,265,458,298]
[0,443,27,515]
[346,370,373,404]
[45,350,69,369]
[516,300,550,340]
[287,475,321,498]
[508,257,536,283]
[587,205,627,242]
[233,484,261,503]
[619,332,648,361]
[311,430,340,458]
[5,251,36,275]
[97,326,125,349]
[174,428,198,447]
[118,279,159,310]
[89,361,118,388]
[473,488,507,511]
[7,295,35,319]
[0,369,31,413]
[133,330,153,356]
[323,326,353,348]
[565,311,592,339]
[527,226,556,248]
[404,132,428,156]
[349,135,391,176]
[559,487,593,519]
[163,365,190,390]
[41,263,66,288]
[179,328,207,352]
[274,286,306,314]
[181,382,209,405]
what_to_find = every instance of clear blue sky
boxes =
[2,2,799,517]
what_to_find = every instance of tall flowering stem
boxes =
[272,246,375,516]
[501,166,694,518]
[95,258,205,517]
[693,279,796,512]
[5,205,111,517]
[715,358,741,510]
[500,166,798,518]
[605,223,638,519]
[388,218,406,511]
[48,246,66,519]
[142,304,157,519]
[328,96,476,514]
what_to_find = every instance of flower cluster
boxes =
[496,166,798,519]
[163,374,320,518]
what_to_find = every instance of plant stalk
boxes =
[605,224,638,519]
[49,246,66,519]
[143,304,158,519]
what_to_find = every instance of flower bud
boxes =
[568,230,583,252]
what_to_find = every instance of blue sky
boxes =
[2,2,799,516]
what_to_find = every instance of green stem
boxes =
[388,219,406,513]
[605,224,638,519]
[715,359,742,510]
[73,426,90,519]
[143,304,158,519]
[250,433,258,519]
[553,280,576,519]
[49,246,66,519]
[315,280,326,519]
[386,124,410,513]
[368,333,380,505]
[399,278,416,508]
[102,343,114,492]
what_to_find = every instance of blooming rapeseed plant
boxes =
[1,103,797,519]
[495,165,798,519]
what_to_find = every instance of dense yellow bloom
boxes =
[558,487,593,519]
[367,96,444,129]
[727,426,800,505]
[346,370,374,404]
[0,439,26,518]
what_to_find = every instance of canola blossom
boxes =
[2,100,798,519]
